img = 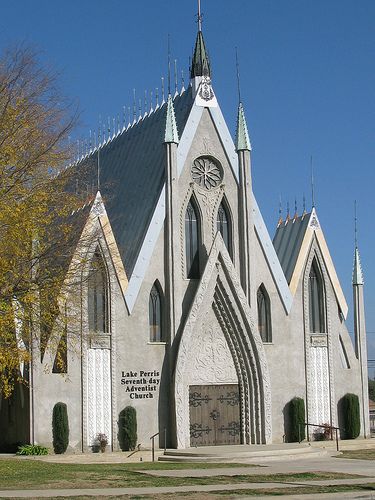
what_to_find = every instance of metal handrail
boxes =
[150,428,167,462]
[299,422,343,451]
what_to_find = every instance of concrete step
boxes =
[159,444,331,463]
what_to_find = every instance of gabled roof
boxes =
[273,208,348,318]
[78,88,193,279]
[273,212,311,284]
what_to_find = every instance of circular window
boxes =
[191,156,223,190]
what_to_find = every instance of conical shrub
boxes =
[342,393,360,439]
[118,406,137,451]
[288,397,305,442]
[52,402,69,454]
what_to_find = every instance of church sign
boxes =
[120,370,160,400]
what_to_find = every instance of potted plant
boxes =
[96,433,108,453]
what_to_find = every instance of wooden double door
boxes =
[189,384,241,446]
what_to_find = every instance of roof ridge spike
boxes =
[353,246,364,285]
[164,94,179,144]
[235,102,251,151]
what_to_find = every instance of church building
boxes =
[0,13,370,451]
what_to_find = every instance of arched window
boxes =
[88,249,109,333]
[185,198,200,278]
[217,200,232,258]
[309,258,325,333]
[149,282,163,342]
[257,284,272,342]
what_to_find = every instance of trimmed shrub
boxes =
[342,393,360,439]
[17,444,49,455]
[118,406,137,451]
[52,402,69,454]
[288,397,306,442]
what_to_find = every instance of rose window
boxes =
[191,156,223,190]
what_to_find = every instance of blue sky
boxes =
[1,0,374,368]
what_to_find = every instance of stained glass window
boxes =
[309,258,325,333]
[257,284,272,342]
[149,282,163,342]
[185,199,200,278]
[88,250,109,333]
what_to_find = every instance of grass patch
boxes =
[338,449,375,460]
[0,459,362,491]
[7,483,375,499]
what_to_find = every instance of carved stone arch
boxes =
[303,237,336,435]
[174,233,272,448]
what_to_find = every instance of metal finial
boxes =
[181,69,185,92]
[294,197,297,214]
[286,201,290,222]
[174,59,178,95]
[144,90,148,116]
[89,129,92,151]
[168,34,171,95]
[150,90,153,112]
[97,148,100,191]
[133,89,137,122]
[197,0,202,31]
[235,47,241,104]
[156,87,159,108]
[123,106,126,128]
[277,194,283,227]
[127,106,131,127]
[93,129,96,149]
[311,155,315,208]
[112,117,116,136]
[354,200,358,248]
[138,98,142,119]
[161,77,165,103]
[98,115,102,144]
[107,117,111,137]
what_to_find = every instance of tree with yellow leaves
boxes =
[0,46,89,398]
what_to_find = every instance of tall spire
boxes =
[164,94,179,144]
[190,1,211,78]
[353,202,364,285]
[236,102,251,151]
[353,247,364,285]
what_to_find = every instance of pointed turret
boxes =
[235,102,251,151]
[353,247,364,285]
[236,101,253,303]
[190,30,211,79]
[352,243,370,437]
[164,94,179,144]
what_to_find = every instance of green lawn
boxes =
[338,449,375,460]
[6,484,375,500]
[0,459,363,491]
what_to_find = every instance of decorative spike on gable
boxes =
[164,94,179,144]
[235,102,251,151]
